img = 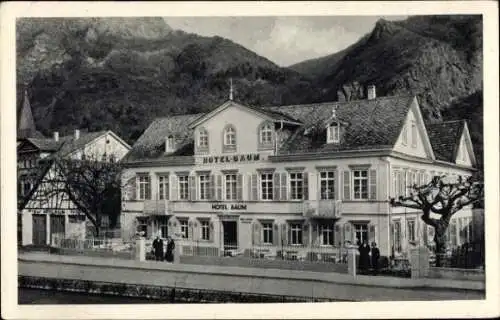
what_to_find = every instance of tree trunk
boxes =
[433,220,449,267]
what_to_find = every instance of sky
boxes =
[163,16,407,66]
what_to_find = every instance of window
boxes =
[392,220,402,252]
[225,174,237,200]
[260,123,273,145]
[353,170,368,200]
[158,175,169,200]
[166,135,175,153]
[199,174,210,200]
[198,128,208,149]
[178,175,189,200]
[320,171,335,200]
[260,173,273,200]
[290,223,303,245]
[179,219,189,239]
[137,175,151,200]
[262,222,273,244]
[157,217,168,238]
[224,126,236,146]
[136,218,148,237]
[320,223,334,246]
[354,224,368,244]
[327,124,340,143]
[407,219,416,242]
[200,220,210,240]
[401,125,408,145]
[411,121,417,148]
[289,172,304,200]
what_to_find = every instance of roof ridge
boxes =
[270,94,414,109]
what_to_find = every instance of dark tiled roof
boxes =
[426,120,464,162]
[55,131,108,157]
[26,138,62,152]
[269,95,414,154]
[123,114,205,162]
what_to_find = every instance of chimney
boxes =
[367,85,376,100]
[74,129,80,140]
[53,131,59,142]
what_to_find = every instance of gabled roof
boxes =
[17,89,46,140]
[55,130,109,157]
[123,114,205,163]
[25,138,62,152]
[426,120,465,162]
[270,95,415,154]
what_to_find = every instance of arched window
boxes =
[259,122,273,145]
[224,126,236,146]
[198,128,209,149]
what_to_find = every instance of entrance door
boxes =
[222,221,238,254]
[50,215,66,245]
[32,214,47,246]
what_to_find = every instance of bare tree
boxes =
[390,175,484,267]
[32,155,122,237]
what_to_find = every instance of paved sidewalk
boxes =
[18,252,484,291]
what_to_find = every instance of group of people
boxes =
[358,239,380,275]
[152,235,176,262]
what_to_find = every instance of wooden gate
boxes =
[32,214,47,246]
[50,215,65,245]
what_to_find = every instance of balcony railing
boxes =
[143,199,172,215]
[302,200,342,218]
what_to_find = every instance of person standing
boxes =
[152,235,164,261]
[165,237,175,263]
[371,242,380,275]
[358,239,371,273]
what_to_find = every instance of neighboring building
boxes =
[19,129,131,246]
[120,87,477,259]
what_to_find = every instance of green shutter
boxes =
[303,172,309,200]
[236,174,243,200]
[369,169,377,200]
[216,175,222,201]
[280,173,288,201]
[273,173,281,201]
[251,174,258,201]
[343,170,350,200]
[188,176,196,201]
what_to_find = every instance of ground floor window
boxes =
[200,220,210,240]
[458,217,473,245]
[392,220,402,252]
[157,216,169,239]
[179,219,188,239]
[289,223,302,245]
[136,218,148,237]
[407,219,416,242]
[319,223,334,246]
[262,222,273,244]
[354,223,368,245]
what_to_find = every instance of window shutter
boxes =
[208,222,214,243]
[126,177,136,200]
[280,224,287,247]
[369,169,377,200]
[302,223,309,246]
[188,221,193,240]
[209,175,215,200]
[280,172,288,201]
[236,174,243,200]
[312,224,319,246]
[273,173,281,201]
[216,175,222,201]
[405,171,411,197]
[146,176,152,200]
[343,170,350,200]
[272,224,279,246]
[287,224,292,246]
[188,176,196,201]
[334,170,339,200]
[247,174,253,201]
[170,175,178,200]
[343,222,352,243]
[251,174,258,201]
[303,172,309,200]
[252,222,261,246]
[334,224,342,247]
[368,224,376,244]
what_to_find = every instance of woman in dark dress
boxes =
[165,237,175,263]
[358,239,371,273]
[371,242,380,275]
[152,236,164,261]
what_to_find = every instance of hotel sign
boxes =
[202,153,261,164]
[211,203,247,210]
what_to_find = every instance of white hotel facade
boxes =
[120,87,477,259]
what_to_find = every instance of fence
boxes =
[431,241,485,269]
[50,237,135,260]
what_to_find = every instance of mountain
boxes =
[290,15,483,169]
[16,18,314,143]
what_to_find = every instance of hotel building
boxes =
[120,86,477,259]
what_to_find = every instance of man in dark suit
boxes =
[152,235,164,261]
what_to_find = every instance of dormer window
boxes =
[198,128,209,149]
[260,123,273,145]
[401,125,408,145]
[165,135,175,153]
[327,124,340,143]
